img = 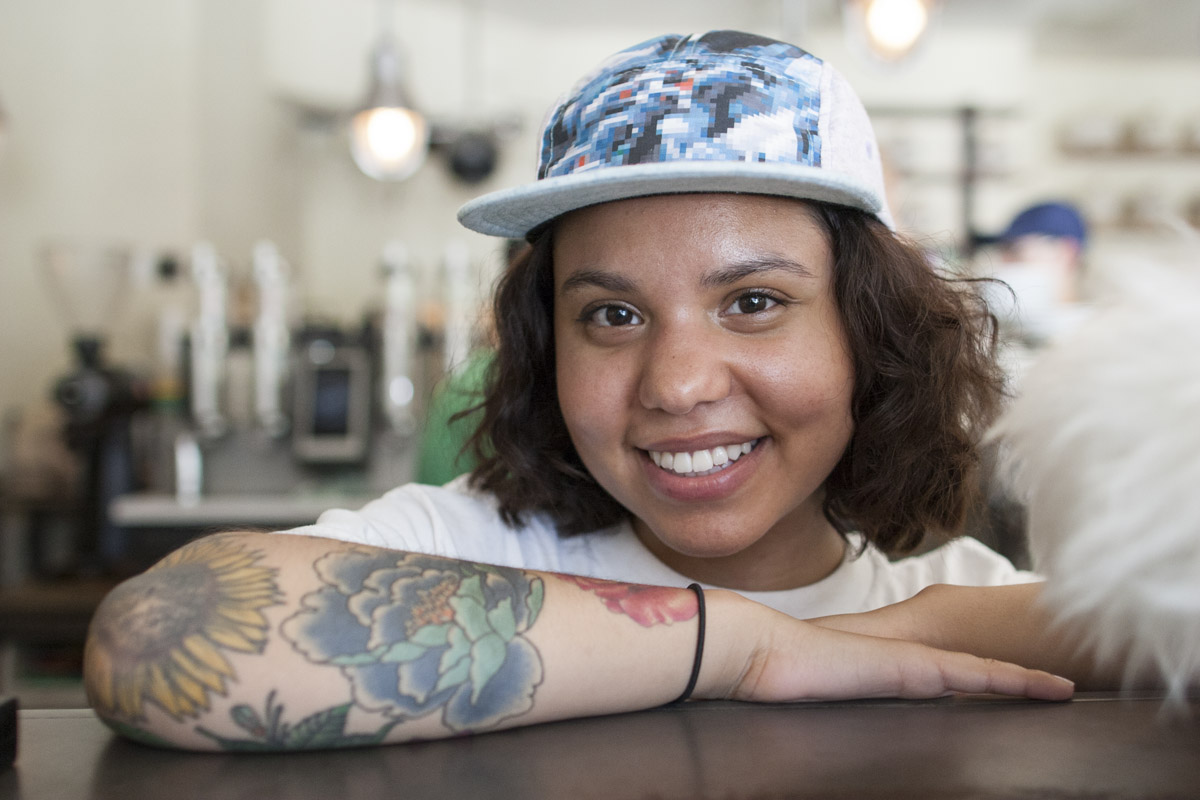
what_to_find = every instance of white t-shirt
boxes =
[280,476,1038,619]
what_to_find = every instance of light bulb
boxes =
[864,0,929,59]
[350,105,429,181]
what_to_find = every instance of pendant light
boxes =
[844,0,936,64]
[349,0,429,181]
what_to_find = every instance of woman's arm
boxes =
[811,583,1128,690]
[84,532,1073,751]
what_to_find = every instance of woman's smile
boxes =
[647,437,759,476]
[641,436,764,504]
[553,192,855,590]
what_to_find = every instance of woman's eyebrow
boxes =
[703,256,817,288]
[558,256,816,297]
[558,268,637,296]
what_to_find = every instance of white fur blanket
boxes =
[991,258,1200,705]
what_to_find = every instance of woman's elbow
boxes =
[82,531,281,750]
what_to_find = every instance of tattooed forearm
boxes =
[559,575,698,627]
[281,550,545,734]
[85,534,716,751]
[85,535,282,720]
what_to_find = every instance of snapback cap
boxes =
[999,202,1088,248]
[457,30,892,239]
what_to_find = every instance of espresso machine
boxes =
[168,239,427,500]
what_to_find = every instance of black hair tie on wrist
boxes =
[671,583,706,705]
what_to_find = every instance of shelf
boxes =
[1057,148,1200,162]
[108,492,375,529]
[0,578,118,709]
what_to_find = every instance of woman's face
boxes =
[553,193,855,589]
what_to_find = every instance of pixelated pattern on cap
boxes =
[539,31,825,180]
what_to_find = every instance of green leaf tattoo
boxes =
[197,691,397,751]
[282,551,545,734]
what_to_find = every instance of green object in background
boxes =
[416,351,493,486]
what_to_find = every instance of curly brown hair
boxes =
[464,200,1005,556]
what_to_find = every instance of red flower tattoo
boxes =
[560,576,698,627]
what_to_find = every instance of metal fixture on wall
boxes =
[844,0,937,63]
[0,93,8,158]
[349,0,430,181]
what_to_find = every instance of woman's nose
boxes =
[636,322,732,415]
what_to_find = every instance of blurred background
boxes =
[1,0,1199,705]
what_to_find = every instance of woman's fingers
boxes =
[745,624,1074,703]
[930,649,1075,701]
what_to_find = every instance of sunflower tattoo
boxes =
[86,535,282,720]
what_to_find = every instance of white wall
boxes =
[1019,55,1200,281]
[0,0,199,415]
[1,0,1198,427]
[269,0,788,323]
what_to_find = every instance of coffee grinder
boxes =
[42,242,146,574]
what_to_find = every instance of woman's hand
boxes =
[697,590,1075,703]
[807,583,1122,690]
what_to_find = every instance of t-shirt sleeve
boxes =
[275,481,476,562]
[858,535,1041,610]
[272,476,565,573]
[905,536,1041,588]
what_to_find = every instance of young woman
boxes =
[84,31,1086,752]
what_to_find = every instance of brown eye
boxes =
[587,304,641,327]
[731,292,777,315]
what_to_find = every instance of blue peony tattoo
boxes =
[282,550,545,733]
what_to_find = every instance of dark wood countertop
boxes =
[3,693,1199,799]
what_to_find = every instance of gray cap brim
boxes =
[457,160,886,239]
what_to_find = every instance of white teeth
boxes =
[647,439,758,477]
